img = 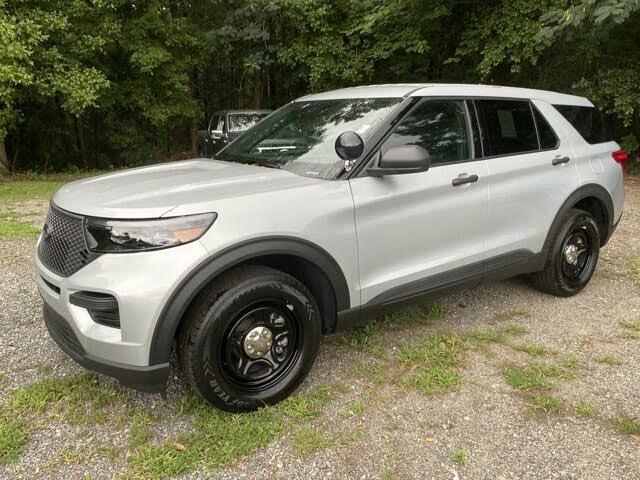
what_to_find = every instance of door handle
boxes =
[452,174,479,187]
[552,156,571,166]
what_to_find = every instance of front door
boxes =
[350,99,489,307]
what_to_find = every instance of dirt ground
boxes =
[0,178,639,480]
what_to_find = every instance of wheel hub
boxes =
[564,243,579,265]
[243,326,273,359]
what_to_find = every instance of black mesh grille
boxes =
[38,205,97,277]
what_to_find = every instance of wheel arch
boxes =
[543,183,615,254]
[148,236,350,366]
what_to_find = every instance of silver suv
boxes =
[35,84,626,412]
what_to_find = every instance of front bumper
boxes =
[43,303,169,392]
[35,236,210,392]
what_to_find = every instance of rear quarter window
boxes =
[476,99,538,156]
[553,105,612,144]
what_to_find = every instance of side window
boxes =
[532,107,559,149]
[216,115,226,132]
[381,100,472,165]
[553,105,611,144]
[476,100,538,156]
[209,115,225,132]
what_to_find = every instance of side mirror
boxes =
[211,130,225,139]
[367,145,431,177]
[335,131,364,161]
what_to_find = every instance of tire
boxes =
[178,265,321,412]
[532,208,600,297]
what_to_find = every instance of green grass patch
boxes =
[129,411,160,449]
[575,401,596,417]
[512,343,552,357]
[0,212,40,237]
[399,333,465,396]
[451,449,468,466]
[508,308,531,319]
[596,355,622,365]
[502,360,575,391]
[293,426,330,456]
[350,401,365,414]
[333,304,447,352]
[125,387,335,478]
[527,394,564,414]
[620,320,640,331]
[0,409,29,465]
[10,373,128,424]
[500,325,527,336]
[614,415,640,436]
[620,320,640,339]
[97,444,121,461]
[404,366,461,396]
[0,180,65,204]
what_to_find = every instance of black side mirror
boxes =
[335,131,364,160]
[367,145,431,177]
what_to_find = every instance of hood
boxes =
[52,159,319,218]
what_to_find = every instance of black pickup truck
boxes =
[197,110,272,157]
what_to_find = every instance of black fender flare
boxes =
[542,183,614,255]
[148,236,351,366]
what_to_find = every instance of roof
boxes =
[296,83,592,106]
[211,109,273,115]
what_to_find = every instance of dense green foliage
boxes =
[1,0,639,174]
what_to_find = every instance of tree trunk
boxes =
[253,69,263,108]
[0,139,11,176]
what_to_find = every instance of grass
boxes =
[508,308,531,319]
[0,410,29,465]
[97,444,121,461]
[399,333,465,396]
[334,304,447,352]
[350,401,365,414]
[292,426,330,455]
[124,387,335,478]
[501,360,576,391]
[596,355,622,365]
[9,374,128,424]
[451,449,468,466]
[511,343,552,357]
[0,171,112,204]
[527,394,564,414]
[129,411,160,449]
[0,212,40,237]
[620,320,640,339]
[614,415,640,436]
[575,402,596,417]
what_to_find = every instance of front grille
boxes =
[43,304,85,359]
[38,205,97,277]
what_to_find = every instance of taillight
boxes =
[611,150,628,173]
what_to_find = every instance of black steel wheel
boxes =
[532,208,600,297]
[178,266,321,412]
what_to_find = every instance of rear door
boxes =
[476,98,580,268]
[350,98,489,306]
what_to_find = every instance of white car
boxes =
[35,84,626,412]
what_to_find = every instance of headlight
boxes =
[84,213,217,253]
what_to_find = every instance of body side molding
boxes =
[336,250,541,331]
[148,236,351,366]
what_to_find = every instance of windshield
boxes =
[229,113,269,132]
[217,98,402,179]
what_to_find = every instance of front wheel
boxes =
[532,208,600,297]
[178,266,321,412]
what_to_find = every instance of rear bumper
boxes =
[44,303,169,393]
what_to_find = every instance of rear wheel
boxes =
[532,208,600,297]
[178,266,321,412]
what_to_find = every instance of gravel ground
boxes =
[1,178,639,480]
